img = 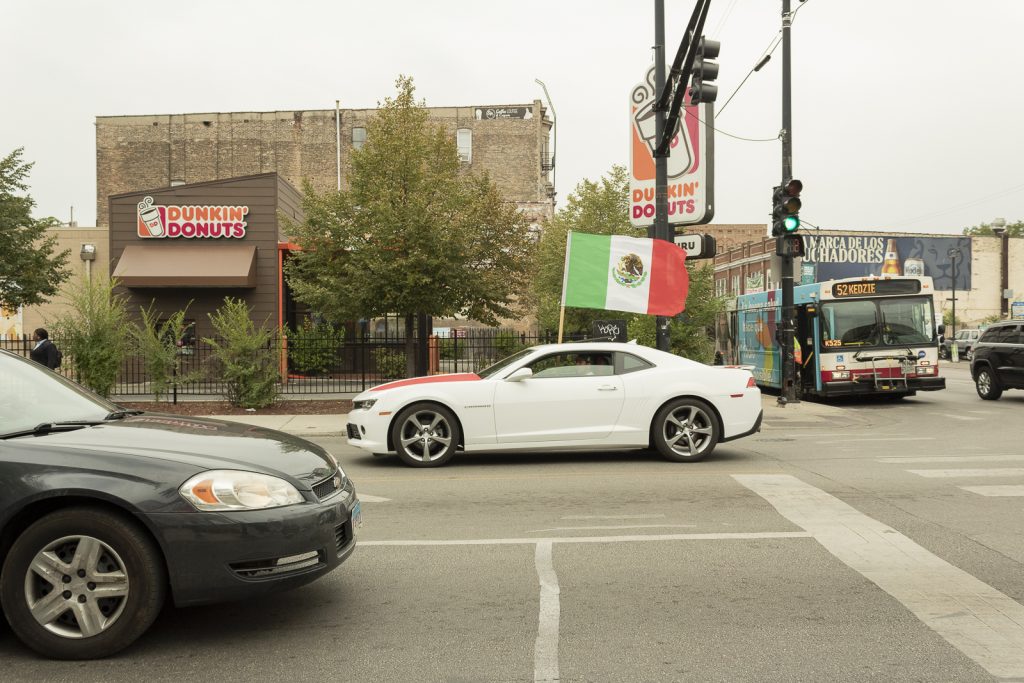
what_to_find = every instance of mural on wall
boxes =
[802,234,972,290]
[0,305,22,340]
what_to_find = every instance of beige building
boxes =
[20,225,110,336]
[96,102,555,229]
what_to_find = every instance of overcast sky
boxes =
[4,1,1023,234]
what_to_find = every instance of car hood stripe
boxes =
[370,373,481,391]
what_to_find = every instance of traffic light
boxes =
[690,37,720,104]
[771,178,802,236]
[775,234,805,258]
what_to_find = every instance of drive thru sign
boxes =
[629,64,714,227]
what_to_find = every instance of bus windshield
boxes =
[821,296,935,348]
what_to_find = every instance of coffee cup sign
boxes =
[592,319,627,343]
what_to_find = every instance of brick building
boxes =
[95,102,555,229]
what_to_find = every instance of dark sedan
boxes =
[0,350,360,659]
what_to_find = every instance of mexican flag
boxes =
[561,232,689,316]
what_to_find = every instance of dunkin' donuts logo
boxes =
[137,196,248,239]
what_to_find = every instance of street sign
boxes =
[629,65,714,227]
[1012,301,1024,321]
[673,233,717,259]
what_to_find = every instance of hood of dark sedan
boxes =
[13,414,335,488]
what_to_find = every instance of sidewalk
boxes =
[203,394,849,438]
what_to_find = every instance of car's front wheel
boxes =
[0,507,166,660]
[964,347,974,361]
[975,367,1003,400]
[652,398,720,462]
[938,346,949,360]
[391,403,461,467]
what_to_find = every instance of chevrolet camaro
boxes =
[346,342,762,467]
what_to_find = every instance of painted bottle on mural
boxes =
[881,238,901,276]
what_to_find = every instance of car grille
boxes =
[346,423,361,439]
[229,550,323,579]
[335,521,351,554]
[313,471,344,501]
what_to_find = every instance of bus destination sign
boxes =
[831,279,922,298]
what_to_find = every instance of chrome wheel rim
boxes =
[663,405,714,457]
[398,410,453,462]
[978,371,992,395]
[24,535,130,639]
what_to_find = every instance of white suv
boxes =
[940,328,981,360]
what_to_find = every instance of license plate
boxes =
[351,500,362,529]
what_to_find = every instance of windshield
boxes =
[0,352,120,436]
[821,296,935,349]
[476,348,535,378]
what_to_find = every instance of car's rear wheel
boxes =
[0,507,166,660]
[391,403,460,467]
[652,398,720,462]
[964,347,974,361]
[975,367,1003,400]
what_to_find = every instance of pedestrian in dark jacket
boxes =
[29,328,60,370]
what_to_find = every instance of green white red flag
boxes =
[561,232,689,316]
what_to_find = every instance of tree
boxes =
[962,219,1024,237]
[0,148,70,309]
[531,165,725,363]
[284,76,534,376]
[50,275,129,398]
[131,302,198,402]
[204,298,279,408]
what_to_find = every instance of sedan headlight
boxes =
[353,398,377,411]
[180,470,304,511]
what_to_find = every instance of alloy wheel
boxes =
[23,535,130,639]
[398,410,454,463]
[662,405,715,457]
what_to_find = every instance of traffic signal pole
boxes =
[654,0,671,352]
[778,0,798,405]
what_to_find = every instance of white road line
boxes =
[908,468,1024,478]
[814,437,935,444]
[356,494,391,503]
[561,514,665,520]
[735,474,1024,679]
[358,531,811,547]
[534,541,560,683]
[939,413,983,421]
[879,455,1024,464]
[959,485,1024,497]
[526,524,697,533]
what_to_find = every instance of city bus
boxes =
[728,275,946,398]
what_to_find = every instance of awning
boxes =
[113,244,257,287]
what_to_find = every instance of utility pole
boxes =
[778,0,798,405]
[653,0,671,352]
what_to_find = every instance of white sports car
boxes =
[345,342,762,467]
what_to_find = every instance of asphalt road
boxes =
[4,360,1024,682]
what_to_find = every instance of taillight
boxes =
[746,376,756,388]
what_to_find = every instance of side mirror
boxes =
[506,367,533,382]
[937,324,946,336]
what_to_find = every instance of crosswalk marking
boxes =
[735,473,1024,679]
[958,485,1024,497]
[939,413,983,421]
[879,454,1024,464]
[908,468,1024,478]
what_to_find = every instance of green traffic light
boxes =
[783,215,800,232]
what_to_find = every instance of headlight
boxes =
[353,398,377,410]
[179,470,304,511]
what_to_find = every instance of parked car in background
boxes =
[0,350,360,659]
[971,321,1024,400]
[940,328,981,360]
[346,342,763,467]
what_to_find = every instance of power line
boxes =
[683,109,779,142]
[888,181,1024,227]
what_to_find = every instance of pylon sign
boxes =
[629,64,714,227]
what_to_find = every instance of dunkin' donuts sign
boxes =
[137,196,248,239]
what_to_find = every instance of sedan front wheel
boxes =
[0,507,166,660]
[652,398,720,462]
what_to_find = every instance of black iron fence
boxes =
[1,328,586,398]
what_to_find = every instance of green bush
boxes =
[51,275,129,397]
[204,298,279,408]
[438,337,463,361]
[131,302,198,401]
[373,348,407,380]
[285,318,345,375]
